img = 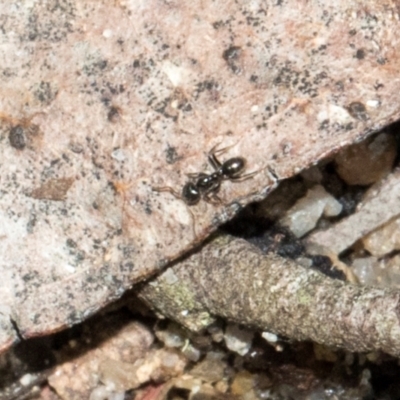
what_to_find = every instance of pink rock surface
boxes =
[1,0,400,351]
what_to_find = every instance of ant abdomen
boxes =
[221,157,246,179]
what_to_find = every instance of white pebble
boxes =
[261,331,278,343]
[19,373,34,386]
[224,324,254,356]
[280,185,342,238]
[102,29,113,38]
[111,148,126,161]
[366,99,380,108]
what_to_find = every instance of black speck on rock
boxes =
[165,145,180,164]
[9,125,26,150]
[355,48,366,59]
[347,101,368,121]
[223,46,241,61]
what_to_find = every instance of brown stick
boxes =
[139,234,400,357]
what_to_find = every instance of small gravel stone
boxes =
[224,324,254,356]
[334,132,396,185]
[383,256,400,288]
[154,322,186,348]
[261,331,278,343]
[352,257,386,286]
[362,217,400,257]
[353,255,400,288]
[280,185,342,238]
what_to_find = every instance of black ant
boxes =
[154,144,259,205]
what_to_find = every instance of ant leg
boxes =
[186,172,202,180]
[204,192,222,205]
[230,169,262,182]
[187,207,199,241]
[203,183,222,205]
[208,141,240,171]
[267,166,279,183]
[208,143,223,170]
[152,186,182,200]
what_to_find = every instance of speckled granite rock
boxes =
[1,0,400,352]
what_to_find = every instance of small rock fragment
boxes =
[362,217,400,257]
[280,185,342,238]
[98,359,140,392]
[181,342,201,362]
[224,324,254,356]
[207,321,224,343]
[261,331,278,343]
[89,385,125,400]
[99,348,187,392]
[190,352,227,383]
[19,373,35,386]
[352,257,382,286]
[334,132,396,185]
[154,322,186,348]
[48,321,154,400]
[383,255,400,288]
[352,255,400,288]
[231,371,257,399]
[306,170,400,254]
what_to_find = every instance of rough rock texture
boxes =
[2,0,400,351]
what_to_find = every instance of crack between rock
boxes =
[9,317,23,342]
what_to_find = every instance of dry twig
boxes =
[139,234,400,357]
